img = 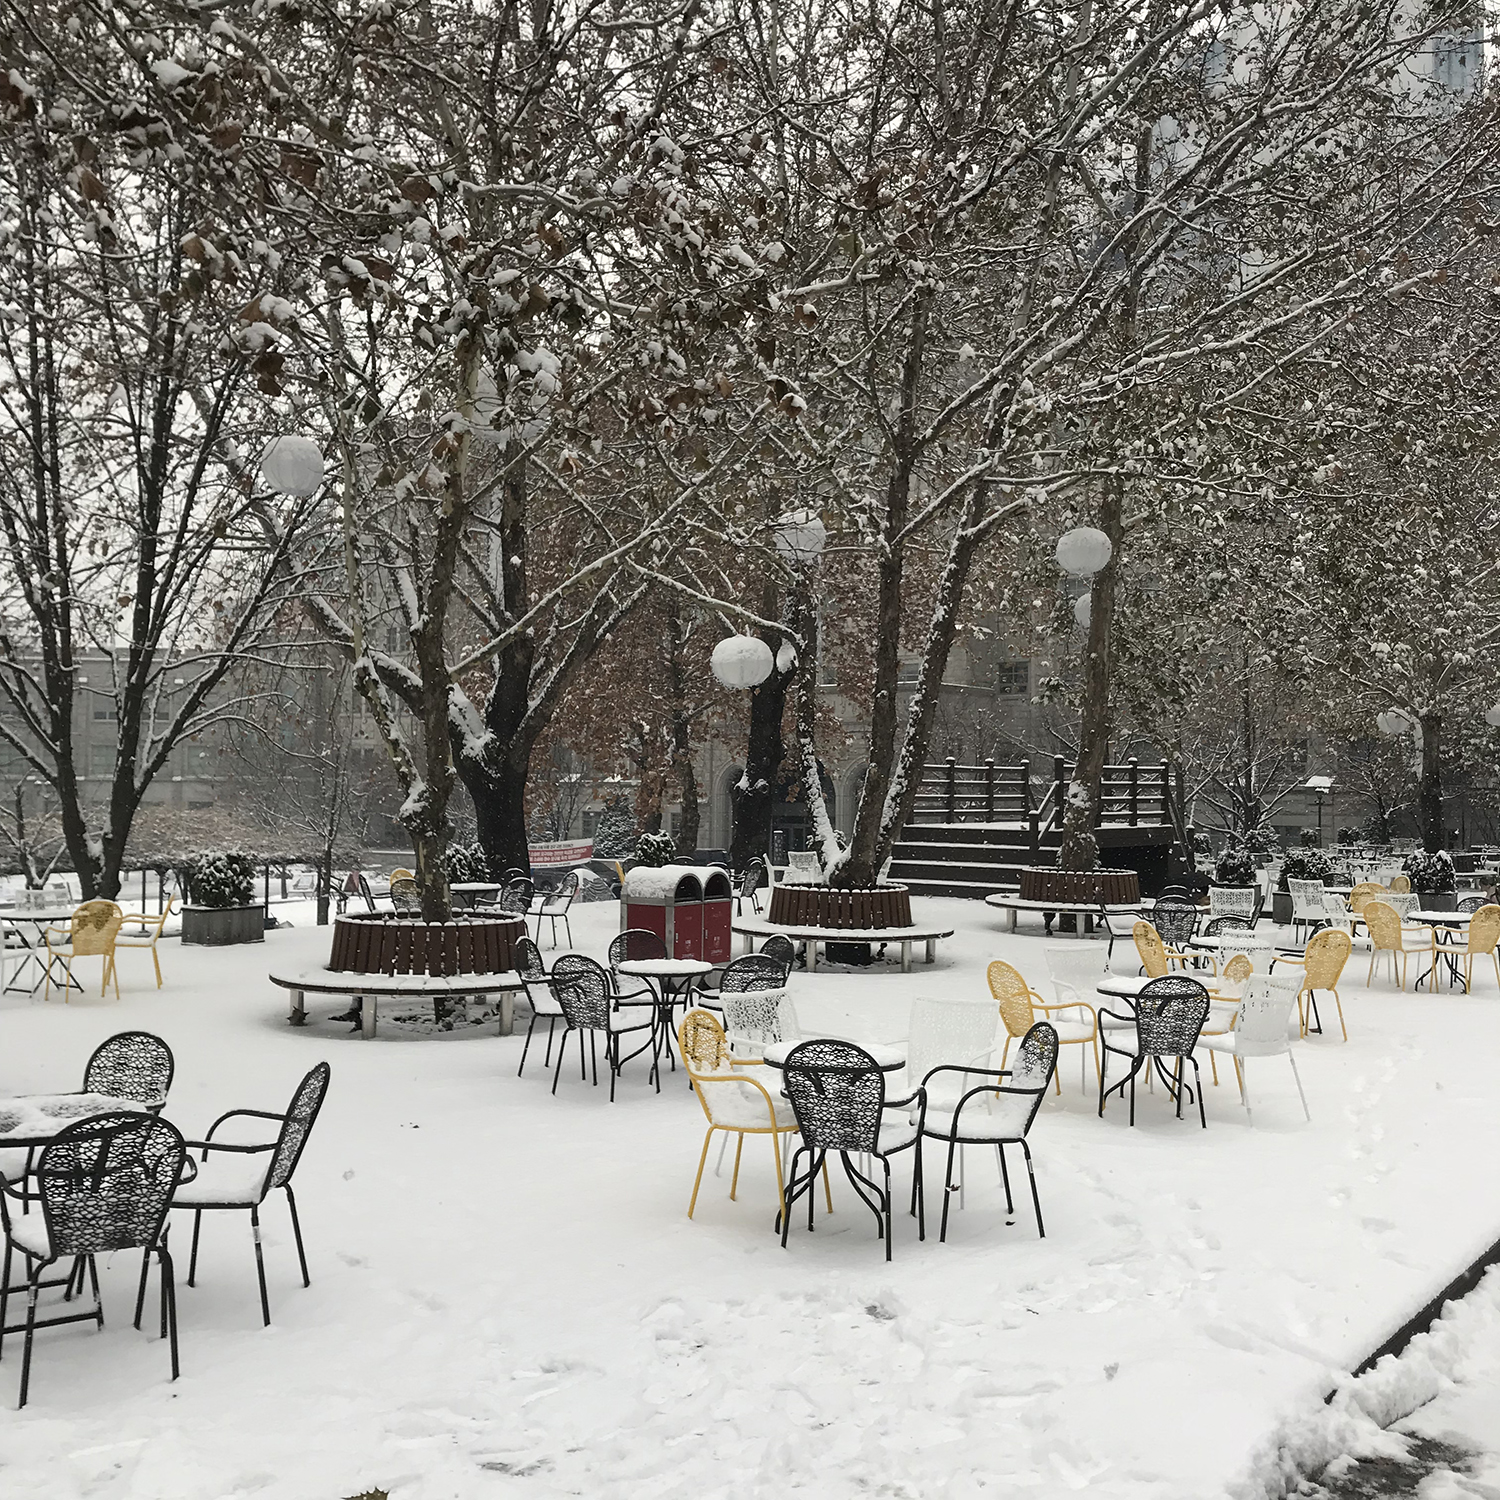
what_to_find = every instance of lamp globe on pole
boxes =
[1055,526,1112,579]
[260,436,325,497]
[711,635,775,690]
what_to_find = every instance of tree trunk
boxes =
[666,601,700,855]
[1058,477,1125,871]
[468,756,533,873]
[1419,712,1443,853]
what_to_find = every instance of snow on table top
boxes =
[0,1092,148,1143]
[6,896,1500,1500]
[762,1038,906,1070]
[612,958,713,976]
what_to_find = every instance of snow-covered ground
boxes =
[1,895,1497,1500]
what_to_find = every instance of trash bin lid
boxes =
[622,864,705,903]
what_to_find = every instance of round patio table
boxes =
[2,911,82,996]
[615,958,713,1086]
[1409,911,1471,991]
[761,1039,906,1072]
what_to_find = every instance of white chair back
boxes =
[1232,976,1300,1056]
[1384,892,1420,919]
[905,997,997,1105]
[1288,879,1326,919]
[1219,934,1271,974]
[781,851,822,886]
[1044,944,1108,1008]
[1209,886,1257,920]
[723,987,797,1055]
[1320,894,1353,932]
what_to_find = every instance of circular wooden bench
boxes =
[732,917,953,974]
[269,968,525,1038]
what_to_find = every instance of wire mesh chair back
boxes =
[1231,976,1300,1057]
[1302,927,1352,988]
[551,954,613,1029]
[1042,944,1107,1008]
[542,871,580,910]
[83,1031,175,1108]
[722,987,792,1052]
[268,1062,332,1191]
[497,878,534,915]
[68,901,125,956]
[1466,904,1500,953]
[513,935,547,982]
[1457,895,1489,915]
[720,954,789,993]
[1132,920,1170,978]
[33,1112,186,1256]
[1134,976,1210,1059]
[1208,886,1257,920]
[1219,953,1255,989]
[781,1040,886,1153]
[389,877,421,914]
[1382,892,1420,919]
[1151,898,1199,948]
[1362,901,1407,952]
[1287,879,1327,919]
[609,929,667,966]
[679,1008,731,1072]
[739,861,765,899]
[986,959,1037,1039]
[1389,874,1412,893]
[758,934,795,971]
[1348,882,1387,914]
[907,998,997,1107]
[1203,915,1251,937]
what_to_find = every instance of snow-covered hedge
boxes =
[443,841,491,883]
[1243,825,1281,854]
[635,830,676,868]
[189,850,256,909]
[591,797,637,859]
[1402,848,1456,893]
[1212,846,1256,887]
[1277,849,1335,891]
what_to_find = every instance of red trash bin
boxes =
[621,866,704,960]
[701,868,732,963]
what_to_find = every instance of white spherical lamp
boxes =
[773,510,828,565]
[1485,703,1500,729]
[260,436,325,497]
[1055,526,1113,578]
[711,635,774,689]
[1072,593,1092,630]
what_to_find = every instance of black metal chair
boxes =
[695,952,787,1020]
[549,954,654,1101]
[533,870,580,948]
[170,1062,331,1326]
[778,1040,926,1261]
[1203,916,1251,937]
[759,934,796,972]
[497,877,534,917]
[919,1022,1059,1242]
[84,1031,175,1110]
[1,1111,186,1407]
[606,928,666,1004]
[1098,975,1211,1128]
[1458,895,1488,914]
[735,859,766,915]
[1151,897,1200,950]
[514,936,565,1077]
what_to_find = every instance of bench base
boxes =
[731,919,952,974]
[271,969,522,1038]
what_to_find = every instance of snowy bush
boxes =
[1190,829,1214,855]
[590,797,637,858]
[1402,849,1456,893]
[1243,825,1281,854]
[443,841,491,883]
[189,850,256,908]
[1277,849,1335,891]
[1212,846,1256,887]
[635,830,676,867]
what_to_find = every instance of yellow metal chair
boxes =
[1363,900,1434,995]
[1276,928,1354,1039]
[1434,904,1500,993]
[1133,920,1170,978]
[678,1009,827,1219]
[1197,953,1255,1083]
[389,867,414,883]
[1388,874,1411,894]
[43,900,125,1002]
[1347,882,1386,916]
[988,959,1098,1093]
[115,897,175,988]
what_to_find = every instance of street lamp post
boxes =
[1304,774,1334,848]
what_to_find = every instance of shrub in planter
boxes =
[183,850,264,945]
[635,830,676,868]
[1277,849,1335,892]
[443,841,491,884]
[1212,846,1256,888]
[1402,849,1456,894]
[1190,830,1214,856]
[1244,825,1281,855]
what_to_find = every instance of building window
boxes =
[995,660,1030,696]
[92,703,117,721]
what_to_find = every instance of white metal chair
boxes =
[1208,886,1258,924]
[1288,879,1326,941]
[722,987,798,1062]
[901,998,999,1101]
[781,851,822,886]
[1198,975,1309,1125]
[530,871,579,949]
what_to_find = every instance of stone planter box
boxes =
[1018,867,1140,906]
[767,884,913,930]
[1272,891,1292,925]
[182,904,266,946]
[1418,890,1458,912]
[329,912,526,975]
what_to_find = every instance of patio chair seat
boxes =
[877,1114,921,1153]
[0,1148,32,1183]
[172,1153,273,1207]
[920,1096,1037,1141]
[692,1070,798,1130]
[5,1214,49,1260]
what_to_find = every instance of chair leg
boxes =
[153,947,162,987]
[1021,1140,1044,1237]
[550,1028,570,1095]
[134,1249,152,1329]
[1334,988,1347,1042]
[1242,1059,1253,1127]
[882,1159,894,1262]
[939,1137,959,1243]
[18,1259,52,1409]
[730,1134,745,1201]
[1289,1052,1310,1121]
[250,1204,271,1326]
[286,1185,310,1287]
[517,1013,540,1077]
[688,1129,714,1218]
[1192,1059,1206,1129]
[188,1209,203,1286]
[159,1242,180,1379]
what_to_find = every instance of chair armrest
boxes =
[1032,998,1097,1026]
[183,1139,276,1156]
[919,1062,1007,1088]
[42,925,70,941]
[203,1107,285,1143]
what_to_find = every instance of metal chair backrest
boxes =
[739,861,765,898]
[986,959,1037,1039]
[513,935,547,982]
[679,1008,731,1072]
[1288,879,1326,918]
[1219,953,1255,989]
[1348,882,1386,914]
[1204,915,1251,936]
[1466,905,1500,954]
[389,877,421,914]
[34,1112,186,1256]
[1389,874,1411,894]
[268,1062,331,1191]
[719,954,786,992]
[906,998,997,1107]
[722,987,793,1051]
[609,928,667,966]
[1134,975,1210,1058]
[69,900,124,955]
[1043,944,1107,1009]
[1133,920,1170,978]
[551,954,612,1029]
[497,878,534,914]
[1232,976,1299,1056]
[1303,927,1352,989]
[758,934,795,970]
[781,1039,885,1153]
[1151,898,1198,948]
[1208,886,1257,920]
[1457,895,1488,914]
[83,1032,174,1108]
[1363,901,1406,952]
[542,871,581,910]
